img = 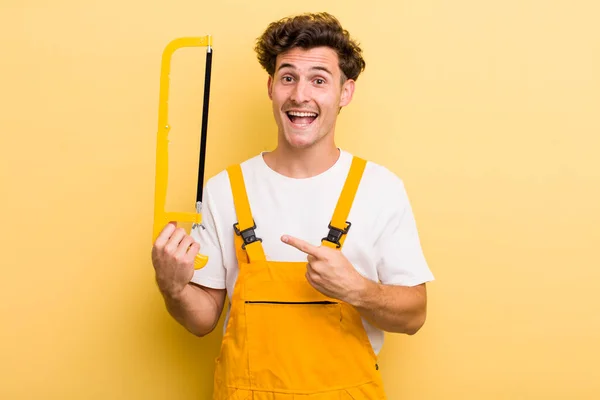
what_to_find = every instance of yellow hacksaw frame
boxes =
[152,36,213,269]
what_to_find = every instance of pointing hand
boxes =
[281,234,366,303]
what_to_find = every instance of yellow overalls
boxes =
[213,156,387,399]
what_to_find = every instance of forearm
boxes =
[349,280,427,335]
[161,284,221,337]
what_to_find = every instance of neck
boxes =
[263,142,340,179]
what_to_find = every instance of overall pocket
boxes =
[241,265,380,394]
[245,299,345,392]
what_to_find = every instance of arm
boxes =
[161,282,226,337]
[152,221,227,337]
[351,174,432,335]
[349,280,427,335]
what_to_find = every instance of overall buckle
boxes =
[233,221,262,250]
[322,221,351,248]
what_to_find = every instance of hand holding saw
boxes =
[152,36,213,270]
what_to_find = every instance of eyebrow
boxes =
[277,63,333,76]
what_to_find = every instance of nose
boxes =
[290,79,310,103]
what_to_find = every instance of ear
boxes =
[267,75,273,100]
[339,79,355,107]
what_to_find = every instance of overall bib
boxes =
[213,156,386,399]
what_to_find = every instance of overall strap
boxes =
[226,164,266,263]
[322,156,367,250]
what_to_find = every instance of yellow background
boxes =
[1,0,599,398]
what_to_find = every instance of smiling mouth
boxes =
[286,111,318,126]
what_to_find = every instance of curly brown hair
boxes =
[254,12,366,82]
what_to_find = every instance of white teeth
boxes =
[287,111,318,117]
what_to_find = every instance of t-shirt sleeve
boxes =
[375,178,434,287]
[189,187,227,289]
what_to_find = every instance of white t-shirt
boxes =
[190,148,434,355]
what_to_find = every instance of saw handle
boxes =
[152,213,209,270]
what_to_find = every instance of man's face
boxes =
[267,46,355,150]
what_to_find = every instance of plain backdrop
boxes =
[1,0,599,398]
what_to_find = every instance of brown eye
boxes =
[315,79,325,85]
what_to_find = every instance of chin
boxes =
[286,137,314,149]
[283,131,320,149]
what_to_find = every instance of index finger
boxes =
[154,221,177,247]
[281,235,322,257]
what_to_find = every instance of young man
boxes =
[151,12,434,399]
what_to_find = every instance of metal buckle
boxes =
[233,221,262,250]
[322,221,351,248]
